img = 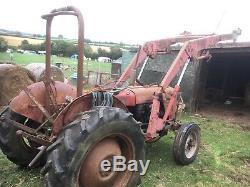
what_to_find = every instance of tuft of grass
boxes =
[1,114,250,186]
[0,154,42,187]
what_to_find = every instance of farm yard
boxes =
[1,113,250,186]
[0,3,250,185]
[0,51,250,186]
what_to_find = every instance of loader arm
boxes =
[116,35,213,86]
[160,33,236,89]
[145,30,241,141]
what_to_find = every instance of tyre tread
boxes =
[43,107,144,187]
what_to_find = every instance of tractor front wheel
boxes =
[43,107,145,187]
[173,123,200,165]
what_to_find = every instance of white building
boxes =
[98,57,111,63]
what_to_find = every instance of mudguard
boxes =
[9,81,76,123]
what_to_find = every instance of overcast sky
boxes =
[0,0,249,44]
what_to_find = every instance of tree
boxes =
[97,48,108,57]
[65,43,77,57]
[0,37,8,52]
[109,46,122,60]
[33,34,42,38]
[84,44,94,58]
[84,38,92,43]
[90,52,99,60]
[21,40,29,46]
[39,42,46,51]
[51,40,77,57]
[20,40,30,50]
[58,34,64,39]
[19,39,71,55]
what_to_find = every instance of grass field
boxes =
[0,35,44,46]
[1,113,250,187]
[0,52,111,79]
[0,35,113,52]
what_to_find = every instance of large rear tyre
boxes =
[0,107,40,167]
[173,123,200,165]
[43,107,145,187]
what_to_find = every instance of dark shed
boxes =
[195,42,250,112]
[121,42,250,112]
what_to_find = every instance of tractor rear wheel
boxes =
[0,107,40,167]
[173,123,200,165]
[43,107,145,187]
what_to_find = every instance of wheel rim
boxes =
[78,135,134,187]
[184,132,198,159]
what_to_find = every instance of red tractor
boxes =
[0,6,240,187]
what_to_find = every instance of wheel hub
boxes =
[185,132,198,158]
[78,138,124,187]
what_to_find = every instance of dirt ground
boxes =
[199,104,250,130]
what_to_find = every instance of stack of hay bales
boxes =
[25,63,65,82]
[0,64,35,106]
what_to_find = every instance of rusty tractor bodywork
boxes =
[0,6,241,187]
[2,6,84,148]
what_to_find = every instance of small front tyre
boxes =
[173,123,200,165]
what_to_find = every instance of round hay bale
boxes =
[0,64,35,106]
[25,63,64,82]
